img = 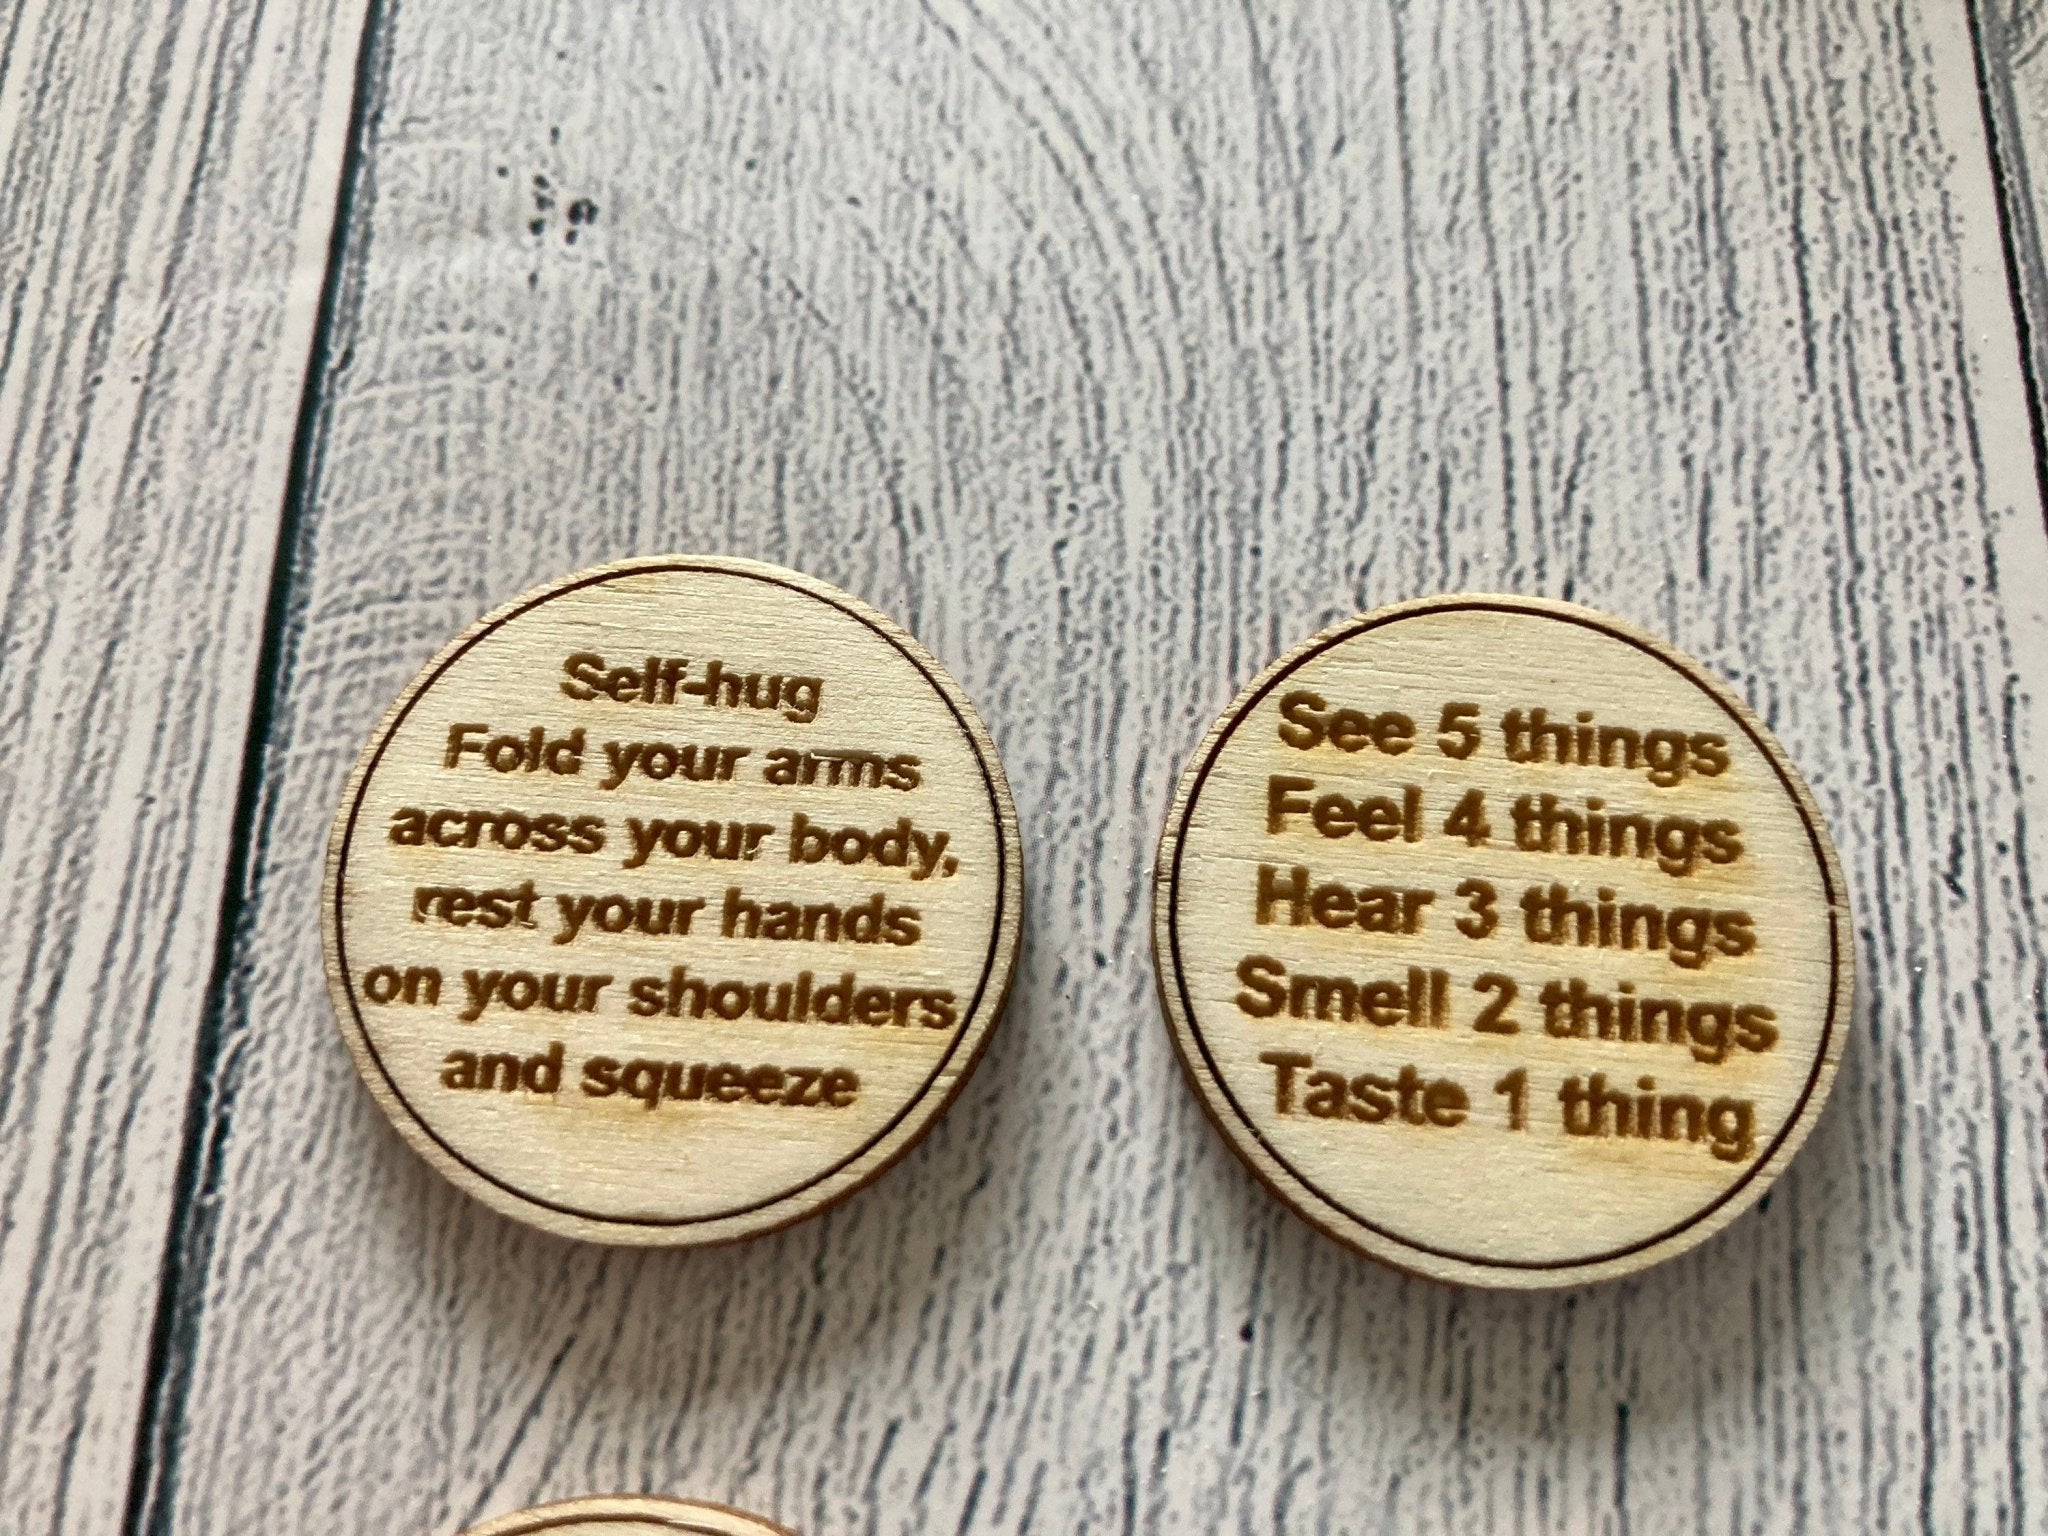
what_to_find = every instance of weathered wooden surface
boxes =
[6,0,2048,1532]
[0,2,372,1532]
[132,1,2048,1531]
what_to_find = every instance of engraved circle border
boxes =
[1161,596,1845,1273]
[332,560,1010,1230]
[482,1519,754,1536]
[459,1495,797,1536]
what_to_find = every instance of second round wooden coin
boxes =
[1153,594,1851,1288]
[324,556,1023,1245]
[458,1496,794,1536]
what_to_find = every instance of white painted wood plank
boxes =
[146,2,2048,1531]
[0,2,372,1532]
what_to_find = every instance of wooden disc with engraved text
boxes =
[458,1495,796,1536]
[324,556,1023,1245]
[1153,594,1851,1288]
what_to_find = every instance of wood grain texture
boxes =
[323,556,1022,1245]
[0,2,372,1532]
[114,1,2048,1532]
[1153,595,1852,1288]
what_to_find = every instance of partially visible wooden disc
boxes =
[323,556,1023,1245]
[458,1495,795,1536]
[1153,595,1852,1288]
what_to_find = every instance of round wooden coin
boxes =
[458,1496,795,1536]
[324,556,1022,1245]
[1153,594,1851,1288]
